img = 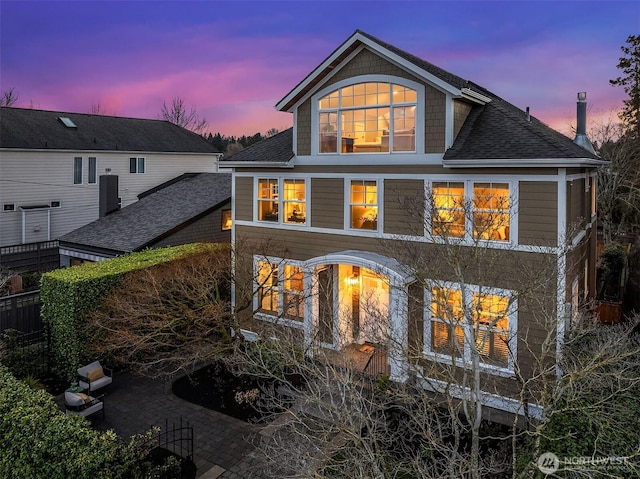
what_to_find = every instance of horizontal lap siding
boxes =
[235,177,253,221]
[384,179,424,235]
[311,178,344,229]
[519,181,557,247]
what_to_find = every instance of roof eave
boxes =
[442,157,607,168]
[219,161,294,168]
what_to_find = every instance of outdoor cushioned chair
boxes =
[64,391,104,418]
[77,360,113,393]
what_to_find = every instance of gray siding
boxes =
[311,178,344,229]
[519,181,558,247]
[235,177,254,221]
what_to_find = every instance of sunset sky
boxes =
[1,1,637,138]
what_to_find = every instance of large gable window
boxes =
[318,82,416,154]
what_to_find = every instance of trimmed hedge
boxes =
[41,243,217,380]
[0,366,137,478]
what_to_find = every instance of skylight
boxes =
[58,117,77,128]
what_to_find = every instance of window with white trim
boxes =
[318,82,416,154]
[129,157,145,174]
[473,182,510,241]
[73,157,82,184]
[257,260,278,314]
[432,182,465,238]
[88,157,97,184]
[255,258,305,324]
[257,178,307,225]
[427,285,515,370]
[350,180,378,230]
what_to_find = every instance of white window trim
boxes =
[311,75,425,156]
[425,179,519,246]
[73,157,83,185]
[423,281,518,377]
[254,177,309,227]
[344,178,382,233]
[129,157,146,174]
[88,157,97,184]
[253,255,305,329]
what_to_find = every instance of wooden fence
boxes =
[0,290,42,334]
[0,240,59,273]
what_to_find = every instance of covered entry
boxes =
[304,250,412,380]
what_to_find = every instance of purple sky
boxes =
[1,1,637,138]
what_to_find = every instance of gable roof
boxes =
[271,30,600,164]
[220,128,294,165]
[59,172,230,254]
[1,107,221,154]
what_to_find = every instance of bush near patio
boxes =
[0,365,143,479]
[40,243,219,380]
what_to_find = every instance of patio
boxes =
[56,369,270,478]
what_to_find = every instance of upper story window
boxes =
[88,157,97,184]
[318,82,416,154]
[432,182,465,238]
[473,183,510,241]
[130,157,145,174]
[73,157,82,184]
[257,178,307,225]
[350,180,378,230]
[429,181,512,243]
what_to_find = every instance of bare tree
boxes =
[593,120,640,242]
[265,128,280,138]
[160,96,208,135]
[85,246,233,377]
[0,88,19,107]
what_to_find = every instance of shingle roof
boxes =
[59,173,231,253]
[444,91,600,160]
[220,128,294,164]
[1,107,220,153]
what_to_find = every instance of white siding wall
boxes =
[0,150,218,246]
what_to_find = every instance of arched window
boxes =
[318,82,417,154]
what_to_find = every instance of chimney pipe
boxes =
[573,92,595,154]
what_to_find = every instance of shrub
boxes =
[40,243,217,380]
[0,365,139,478]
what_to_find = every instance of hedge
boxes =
[41,243,218,380]
[0,366,138,479]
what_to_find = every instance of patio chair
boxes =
[77,360,113,393]
[64,391,105,419]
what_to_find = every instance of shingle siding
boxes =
[519,181,558,247]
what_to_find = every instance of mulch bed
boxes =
[172,361,289,423]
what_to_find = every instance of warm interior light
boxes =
[347,274,359,286]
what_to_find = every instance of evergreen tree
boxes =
[611,34,640,137]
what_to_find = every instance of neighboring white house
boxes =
[0,107,221,247]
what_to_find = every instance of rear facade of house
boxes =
[222,31,602,418]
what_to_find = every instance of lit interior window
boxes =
[473,183,510,241]
[350,180,378,230]
[432,182,465,237]
[258,179,279,222]
[283,179,306,224]
[318,82,416,154]
[257,261,278,314]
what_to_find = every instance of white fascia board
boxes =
[1,147,218,157]
[219,161,294,169]
[275,32,462,112]
[460,88,492,104]
[443,158,607,168]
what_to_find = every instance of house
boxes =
[58,172,231,265]
[0,107,221,250]
[221,30,603,420]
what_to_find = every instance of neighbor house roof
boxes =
[220,128,294,165]
[0,107,221,154]
[59,172,231,254]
